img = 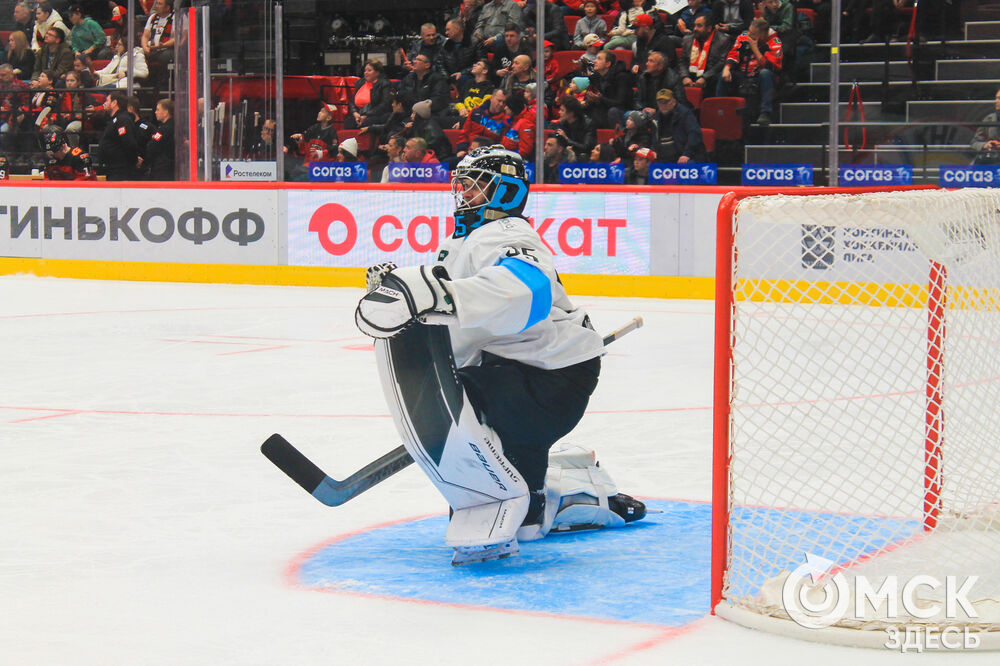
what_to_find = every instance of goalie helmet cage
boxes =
[711,187,1000,649]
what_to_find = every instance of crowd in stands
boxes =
[0,0,946,182]
[0,0,175,179]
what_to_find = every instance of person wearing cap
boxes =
[403,98,452,160]
[336,137,359,162]
[652,87,705,163]
[612,109,654,162]
[634,50,688,116]
[561,75,589,105]
[632,10,680,74]
[678,12,731,96]
[66,5,106,59]
[291,103,339,163]
[573,1,608,48]
[627,146,655,184]
[574,34,602,76]
[603,0,650,51]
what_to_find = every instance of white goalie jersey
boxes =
[434,215,605,370]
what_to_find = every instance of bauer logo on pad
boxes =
[742,163,814,186]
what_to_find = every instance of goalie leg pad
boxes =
[375,324,530,545]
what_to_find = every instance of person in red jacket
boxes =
[718,17,782,124]
[457,88,512,159]
[403,136,440,163]
[501,89,537,160]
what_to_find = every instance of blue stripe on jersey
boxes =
[498,257,552,332]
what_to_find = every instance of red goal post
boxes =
[711,187,1000,649]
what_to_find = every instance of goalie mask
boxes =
[450,145,530,238]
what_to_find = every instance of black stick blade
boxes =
[261,433,327,495]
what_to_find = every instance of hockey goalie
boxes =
[356,146,647,565]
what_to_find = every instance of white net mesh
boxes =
[721,189,1000,642]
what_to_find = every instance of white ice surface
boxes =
[1,275,993,665]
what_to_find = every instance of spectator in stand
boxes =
[32,3,69,53]
[796,0,830,42]
[67,5,108,59]
[4,31,35,81]
[336,137,359,162]
[971,88,1000,165]
[404,98,452,160]
[501,90,536,159]
[761,0,798,75]
[438,17,484,84]
[588,142,617,162]
[98,91,139,180]
[70,54,95,87]
[543,134,574,182]
[59,69,99,138]
[95,37,147,88]
[603,0,649,51]
[453,58,493,125]
[501,54,534,98]
[490,24,532,79]
[369,91,410,146]
[652,87,704,163]
[0,64,29,145]
[712,0,754,37]
[402,23,445,72]
[635,51,687,114]
[542,41,559,101]
[676,0,712,37]
[28,69,60,131]
[13,3,34,44]
[679,13,731,97]
[347,59,392,130]
[460,0,485,36]
[559,75,589,106]
[291,104,339,163]
[585,49,632,129]
[141,0,174,89]
[555,97,595,159]
[719,17,782,124]
[32,26,72,84]
[43,127,96,179]
[573,1,608,47]
[576,33,602,75]
[457,87,510,158]
[633,11,680,73]
[399,53,451,121]
[247,119,276,160]
[402,136,439,164]
[108,1,127,28]
[523,0,570,51]
[145,98,174,180]
[475,0,524,46]
[626,146,654,184]
[378,135,407,182]
[611,109,654,161]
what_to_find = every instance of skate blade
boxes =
[451,539,519,565]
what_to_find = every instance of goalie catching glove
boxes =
[356,265,456,338]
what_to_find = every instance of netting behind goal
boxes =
[712,188,1000,649]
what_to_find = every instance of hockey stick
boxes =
[261,316,643,507]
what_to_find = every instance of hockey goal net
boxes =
[712,188,1000,649]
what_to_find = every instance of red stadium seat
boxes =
[700,97,745,141]
[596,128,618,144]
[552,50,585,81]
[564,15,580,35]
[610,49,632,70]
[443,128,464,152]
[684,86,703,110]
[599,14,615,31]
[701,127,716,155]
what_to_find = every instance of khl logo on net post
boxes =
[780,552,981,650]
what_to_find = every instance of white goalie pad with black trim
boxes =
[375,324,530,546]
